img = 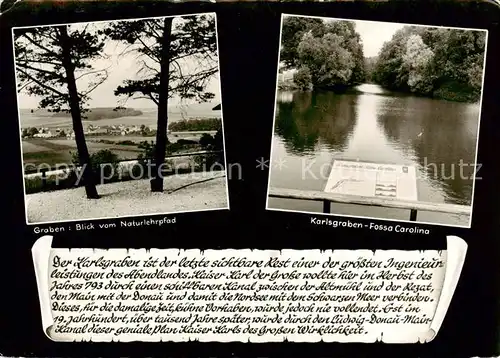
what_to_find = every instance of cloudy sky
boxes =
[15,16,221,110]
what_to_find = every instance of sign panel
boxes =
[324,160,418,201]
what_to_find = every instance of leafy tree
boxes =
[364,56,378,83]
[402,35,435,94]
[325,20,365,84]
[281,18,365,89]
[280,16,325,69]
[103,14,218,192]
[372,27,414,90]
[372,26,486,102]
[14,24,108,198]
[297,32,355,89]
[293,66,312,91]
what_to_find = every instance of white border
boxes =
[12,12,231,226]
[265,13,489,229]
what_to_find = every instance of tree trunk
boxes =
[150,17,173,192]
[58,26,99,199]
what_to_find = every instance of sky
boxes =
[15,16,221,110]
[353,20,406,58]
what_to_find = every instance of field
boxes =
[21,131,211,169]
[22,138,142,166]
[20,104,222,170]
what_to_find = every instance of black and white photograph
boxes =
[266,14,488,228]
[13,12,229,225]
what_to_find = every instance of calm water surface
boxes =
[268,84,480,226]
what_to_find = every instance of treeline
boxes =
[281,18,486,103]
[370,26,486,102]
[168,118,221,132]
[280,17,365,91]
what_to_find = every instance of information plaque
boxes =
[324,160,418,201]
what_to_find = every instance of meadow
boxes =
[21,131,212,170]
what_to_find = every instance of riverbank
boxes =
[278,79,481,103]
[26,171,228,224]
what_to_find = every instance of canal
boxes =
[268,84,481,226]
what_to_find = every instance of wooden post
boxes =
[410,209,418,221]
[323,200,331,214]
[41,169,47,192]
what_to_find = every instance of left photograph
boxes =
[13,13,229,225]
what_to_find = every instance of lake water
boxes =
[268,84,481,226]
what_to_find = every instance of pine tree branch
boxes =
[75,67,109,81]
[80,70,109,96]
[16,59,62,67]
[148,93,159,105]
[18,79,34,92]
[145,22,162,41]
[16,62,66,81]
[136,37,160,63]
[16,68,66,97]
[21,33,61,58]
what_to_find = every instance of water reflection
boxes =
[376,96,478,205]
[275,91,358,155]
[271,84,481,214]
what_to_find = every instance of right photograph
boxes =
[266,14,488,228]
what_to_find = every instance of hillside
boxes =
[50,107,143,121]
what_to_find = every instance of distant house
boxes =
[86,128,108,135]
[34,131,53,138]
[278,68,296,82]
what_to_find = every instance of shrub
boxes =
[116,140,136,146]
[199,133,215,148]
[25,176,43,194]
[136,141,155,162]
[71,149,120,182]
[194,127,225,170]
[176,139,198,145]
[132,141,154,179]
[294,67,312,91]
[432,81,480,103]
[24,168,80,194]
